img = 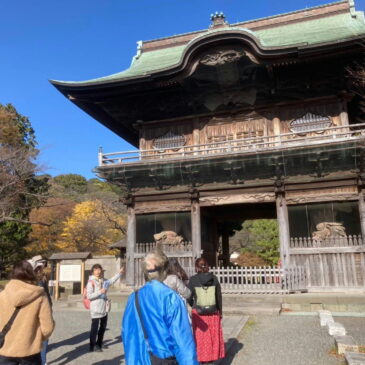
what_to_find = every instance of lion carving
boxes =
[312,222,346,241]
[154,231,184,245]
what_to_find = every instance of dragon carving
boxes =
[312,222,346,241]
[153,231,184,245]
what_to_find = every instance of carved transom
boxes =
[200,49,244,66]
[289,112,332,134]
[153,131,186,150]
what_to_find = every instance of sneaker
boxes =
[95,345,103,352]
[89,346,94,352]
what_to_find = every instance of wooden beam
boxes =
[191,200,201,260]
[81,260,86,295]
[126,205,136,287]
[358,192,365,240]
[290,245,365,254]
[200,192,275,206]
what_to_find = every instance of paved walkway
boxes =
[48,309,247,365]
[222,315,346,365]
[48,307,364,365]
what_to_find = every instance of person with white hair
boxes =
[121,249,198,365]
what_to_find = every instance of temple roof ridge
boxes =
[50,0,365,88]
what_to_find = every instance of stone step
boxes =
[319,313,334,327]
[345,351,365,365]
[328,322,347,336]
[335,335,359,355]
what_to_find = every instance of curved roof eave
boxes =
[49,27,364,91]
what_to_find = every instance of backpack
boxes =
[195,283,217,315]
[82,280,95,310]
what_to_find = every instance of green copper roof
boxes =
[52,8,365,87]
[256,11,365,47]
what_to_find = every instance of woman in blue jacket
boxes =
[121,249,198,365]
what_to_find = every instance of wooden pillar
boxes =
[126,205,136,287]
[358,192,365,240]
[193,119,200,155]
[55,261,60,301]
[340,101,349,126]
[276,193,290,268]
[191,198,201,260]
[222,228,230,267]
[80,260,86,294]
[272,117,281,144]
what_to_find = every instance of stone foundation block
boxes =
[328,322,346,336]
[319,313,334,327]
[335,335,359,354]
[318,310,332,316]
[345,351,365,365]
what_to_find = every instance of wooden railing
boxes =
[134,241,192,254]
[290,235,363,248]
[98,122,365,166]
[209,266,306,293]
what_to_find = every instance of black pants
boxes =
[90,314,108,348]
[0,353,41,365]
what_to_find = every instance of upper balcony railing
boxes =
[98,122,365,166]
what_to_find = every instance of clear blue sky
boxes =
[1,0,364,179]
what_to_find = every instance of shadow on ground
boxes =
[48,331,89,352]
[48,332,123,365]
[93,355,124,364]
[219,338,244,365]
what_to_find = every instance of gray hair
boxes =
[142,249,168,282]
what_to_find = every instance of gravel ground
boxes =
[47,310,362,365]
[223,315,346,365]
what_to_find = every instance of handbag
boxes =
[0,307,21,349]
[135,291,178,365]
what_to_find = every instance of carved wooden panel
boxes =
[134,199,191,214]
[199,115,272,148]
[279,102,343,139]
[200,192,276,206]
[286,186,358,205]
[141,120,194,156]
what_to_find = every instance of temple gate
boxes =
[52,1,365,291]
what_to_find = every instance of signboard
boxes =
[59,264,81,282]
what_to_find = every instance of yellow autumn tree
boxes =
[57,200,126,254]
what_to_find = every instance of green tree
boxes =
[0,103,48,276]
[243,219,280,266]
[53,174,88,197]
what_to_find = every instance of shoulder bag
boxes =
[0,307,21,348]
[135,291,178,365]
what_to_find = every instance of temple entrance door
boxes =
[200,203,277,267]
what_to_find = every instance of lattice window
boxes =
[290,112,332,134]
[153,131,186,150]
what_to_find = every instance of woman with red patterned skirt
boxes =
[188,258,225,364]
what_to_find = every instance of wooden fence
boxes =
[290,235,363,248]
[290,234,365,289]
[133,264,306,293]
[210,266,306,294]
